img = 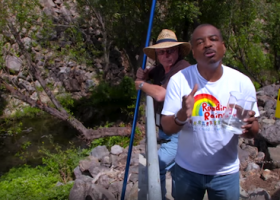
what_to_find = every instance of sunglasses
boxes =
[155,47,178,56]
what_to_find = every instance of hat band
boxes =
[156,38,178,44]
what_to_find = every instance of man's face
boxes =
[191,25,226,66]
[155,46,179,69]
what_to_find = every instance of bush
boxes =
[0,165,73,200]
[39,141,89,183]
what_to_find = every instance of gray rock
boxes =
[111,145,124,155]
[262,118,275,125]
[98,174,115,189]
[125,182,138,200]
[22,37,32,49]
[240,186,249,198]
[30,92,38,101]
[267,146,280,168]
[88,184,115,200]
[5,55,22,73]
[63,78,81,92]
[275,119,280,126]
[69,178,86,200]
[79,156,100,172]
[111,154,119,168]
[129,165,139,174]
[85,79,95,90]
[101,155,112,168]
[18,79,35,93]
[74,166,83,179]
[245,162,260,172]
[90,145,110,160]
[108,180,123,198]
[275,181,280,189]
[262,85,278,98]
[54,0,62,4]
[264,99,276,110]
[129,173,138,184]
[247,187,271,200]
[259,125,280,145]
[257,95,269,107]
[58,66,70,75]
[39,0,56,8]
[60,5,72,22]
[243,145,258,159]
[239,146,251,170]
[255,152,265,163]
[88,166,103,178]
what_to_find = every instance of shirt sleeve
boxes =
[161,74,183,116]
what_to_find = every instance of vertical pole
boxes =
[120,0,157,199]
[275,89,280,118]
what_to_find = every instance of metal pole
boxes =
[120,0,157,199]
[146,95,162,200]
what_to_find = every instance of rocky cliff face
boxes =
[1,0,133,117]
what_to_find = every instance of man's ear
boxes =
[192,49,196,59]
[222,42,226,55]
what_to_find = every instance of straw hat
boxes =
[143,29,191,60]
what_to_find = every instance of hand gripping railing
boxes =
[145,95,162,200]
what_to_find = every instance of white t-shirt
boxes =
[161,64,260,175]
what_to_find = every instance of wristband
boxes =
[174,111,189,125]
[139,82,144,89]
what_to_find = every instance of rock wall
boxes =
[69,142,145,200]
[239,84,280,199]
[1,0,133,116]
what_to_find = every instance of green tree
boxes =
[265,1,280,73]
[196,0,276,86]
[77,0,152,76]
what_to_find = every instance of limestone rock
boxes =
[5,55,22,73]
[90,146,110,160]
[111,145,124,155]
[268,146,280,168]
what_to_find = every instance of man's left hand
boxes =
[241,110,258,135]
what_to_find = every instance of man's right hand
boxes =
[136,68,150,81]
[177,84,198,121]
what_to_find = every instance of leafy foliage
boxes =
[39,141,88,184]
[0,165,73,200]
[90,76,136,106]
[90,126,142,149]
[13,107,44,118]
[0,112,24,136]
[56,93,75,111]
[73,76,137,124]
[76,0,280,85]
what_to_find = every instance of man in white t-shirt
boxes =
[161,24,260,200]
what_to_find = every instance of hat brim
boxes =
[143,42,191,60]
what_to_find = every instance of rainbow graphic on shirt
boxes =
[191,94,227,130]
[192,94,220,117]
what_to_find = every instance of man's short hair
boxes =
[190,24,223,46]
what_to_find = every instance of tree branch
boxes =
[7,23,68,113]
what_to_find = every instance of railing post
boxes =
[145,95,162,200]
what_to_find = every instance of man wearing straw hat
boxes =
[135,29,191,200]
[161,24,260,199]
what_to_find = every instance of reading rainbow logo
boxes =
[192,94,219,116]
